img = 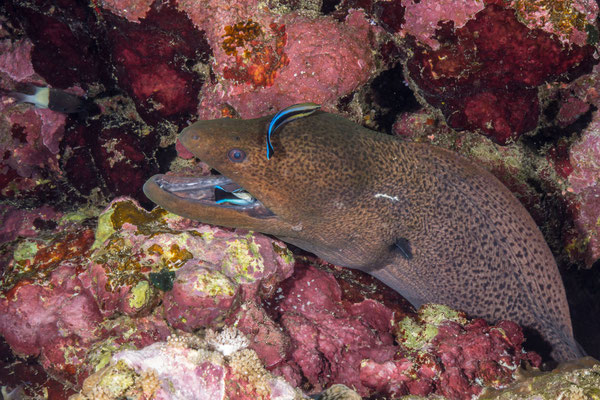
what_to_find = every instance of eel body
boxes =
[144,111,581,362]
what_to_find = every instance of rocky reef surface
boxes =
[1,198,598,399]
[1,0,600,398]
[0,198,546,399]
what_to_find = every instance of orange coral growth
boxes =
[222,19,263,56]
[1,228,95,293]
[220,104,240,118]
[510,0,592,42]
[222,22,289,87]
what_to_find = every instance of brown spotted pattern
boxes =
[144,112,580,362]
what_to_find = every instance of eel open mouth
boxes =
[151,174,275,218]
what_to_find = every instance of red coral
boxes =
[275,263,397,395]
[16,8,101,88]
[163,262,239,330]
[407,4,596,144]
[109,3,208,120]
[229,301,290,368]
[62,121,159,200]
[546,139,574,180]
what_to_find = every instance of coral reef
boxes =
[0,197,294,390]
[0,198,548,399]
[0,38,67,199]
[176,0,379,118]
[0,0,212,208]
[2,0,600,397]
[405,3,596,144]
[72,329,303,400]
[361,305,541,399]
[481,357,600,399]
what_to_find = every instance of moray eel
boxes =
[144,111,582,362]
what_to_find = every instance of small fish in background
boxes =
[1,83,100,118]
[0,384,25,400]
[266,102,321,159]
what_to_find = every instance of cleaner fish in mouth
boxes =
[144,108,583,362]
[214,185,257,206]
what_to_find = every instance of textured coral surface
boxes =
[1,0,600,397]
[406,4,595,144]
[0,198,546,399]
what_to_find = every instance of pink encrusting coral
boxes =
[274,264,398,394]
[361,305,541,399]
[0,39,36,81]
[0,204,62,243]
[269,264,541,398]
[568,111,600,266]
[401,0,485,50]
[403,2,597,144]
[0,197,296,388]
[176,0,378,118]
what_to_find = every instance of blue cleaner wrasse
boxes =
[144,111,585,362]
[214,185,257,206]
[266,102,321,159]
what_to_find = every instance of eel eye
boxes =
[227,148,246,163]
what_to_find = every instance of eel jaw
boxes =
[145,174,275,219]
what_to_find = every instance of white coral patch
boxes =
[205,326,250,356]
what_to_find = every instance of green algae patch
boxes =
[149,268,176,292]
[13,240,40,263]
[194,270,236,297]
[481,357,600,399]
[201,231,215,243]
[272,242,294,264]
[396,316,437,351]
[222,237,265,284]
[419,304,467,326]
[92,203,119,250]
[395,304,468,351]
[89,341,120,372]
[59,206,101,226]
[97,359,137,396]
[128,280,151,310]
[92,199,169,250]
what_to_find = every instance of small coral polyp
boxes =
[222,20,290,87]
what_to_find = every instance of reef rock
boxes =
[404,2,597,144]
[481,357,600,399]
[71,328,304,400]
[0,197,294,388]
